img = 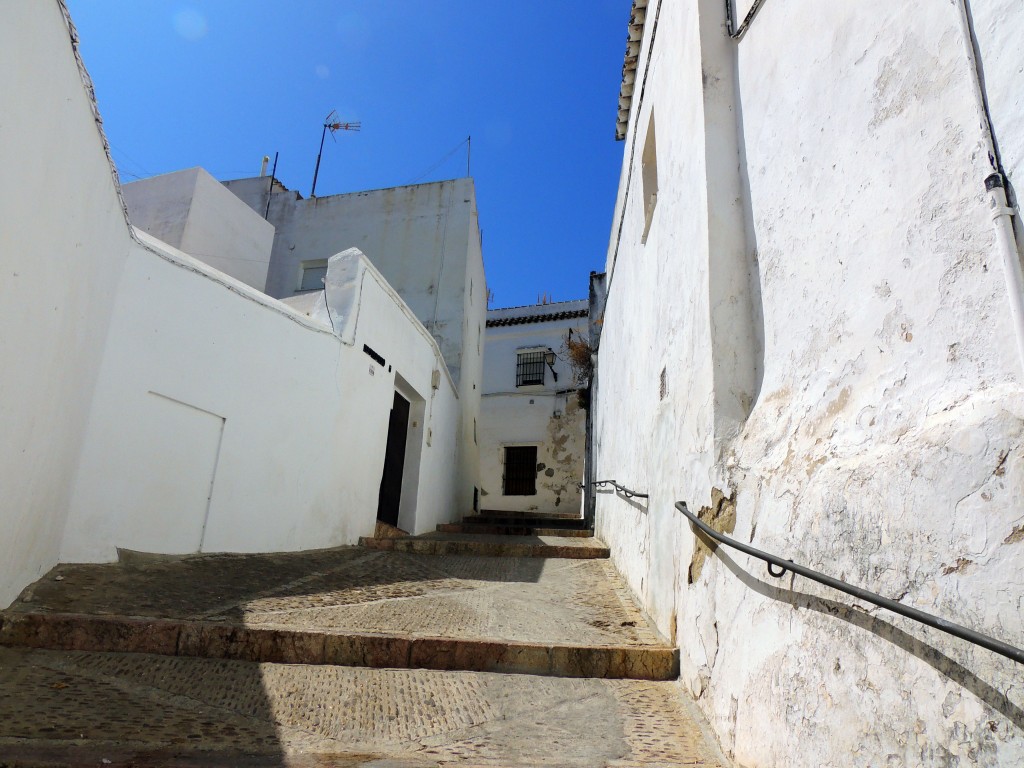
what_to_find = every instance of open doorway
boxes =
[376,391,410,527]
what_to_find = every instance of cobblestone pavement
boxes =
[8,549,659,648]
[0,647,728,767]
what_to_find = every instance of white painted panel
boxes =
[125,393,223,554]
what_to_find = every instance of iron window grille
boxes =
[503,446,537,496]
[516,351,546,387]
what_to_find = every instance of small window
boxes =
[298,260,328,292]
[516,350,546,387]
[503,446,537,495]
[641,111,658,244]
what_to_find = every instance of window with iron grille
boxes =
[516,350,545,387]
[503,446,537,495]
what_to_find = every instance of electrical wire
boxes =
[408,138,469,185]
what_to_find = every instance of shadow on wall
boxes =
[710,546,1024,731]
[701,0,766,428]
[595,487,649,514]
[731,34,766,414]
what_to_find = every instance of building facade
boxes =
[224,174,485,518]
[591,0,1024,765]
[479,301,588,515]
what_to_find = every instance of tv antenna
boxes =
[310,109,360,197]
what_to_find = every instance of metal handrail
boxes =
[579,480,649,500]
[675,501,1024,665]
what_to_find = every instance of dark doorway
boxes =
[377,391,411,527]
[503,445,538,496]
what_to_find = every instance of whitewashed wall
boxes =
[63,237,462,562]
[0,1,472,606]
[0,2,132,607]
[225,176,485,515]
[479,304,587,514]
[224,178,480,384]
[594,1,1024,765]
[282,249,466,536]
[123,168,275,292]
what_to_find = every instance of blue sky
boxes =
[66,1,628,309]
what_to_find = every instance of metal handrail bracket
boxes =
[580,479,649,500]
[675,501,1024,665]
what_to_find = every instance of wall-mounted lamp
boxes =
[544,348,558,382]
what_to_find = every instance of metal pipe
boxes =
[675,501,1024,665]
[264,151,278,221]
[310,122,328,198]
[956,0,1024,373]
[987,175,1024,368]
[725,0,768,40]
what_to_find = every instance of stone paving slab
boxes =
[0,647,728,767]
[360,533,608,558]
[2,548,674,679]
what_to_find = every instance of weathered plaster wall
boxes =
[123,168,275,292]
[478,395,585,514]
[479,305,587,514]
[594,1,1024,765]
[63,238,462,561]
[0,2,132,607]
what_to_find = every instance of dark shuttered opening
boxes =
[503,446,537,496]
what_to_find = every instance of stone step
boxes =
[360,532,608,558]
[478,508,583,520]
[0,647,725,766]
[436,523,592,537]
[0,549,675,682]
[462,514,590,529]
[0,612,675,680]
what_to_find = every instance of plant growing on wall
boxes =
[563,330,593,410]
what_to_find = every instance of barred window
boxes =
[516,350,545,387]
[503,446,537,495]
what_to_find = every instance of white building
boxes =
[0,2,472,606]
[591,0,1024,765]
[223,174,485,516]
[121,167,275,292]
[479,301,588,515]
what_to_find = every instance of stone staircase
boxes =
[0,524,729,766]
[437,508,594,537]
[359,509,603,558]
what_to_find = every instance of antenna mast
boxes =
[310,110,360,197]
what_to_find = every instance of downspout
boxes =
[956,0,1024,372]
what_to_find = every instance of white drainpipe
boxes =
[957,0,1024,373]
[986,176,1024,369]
